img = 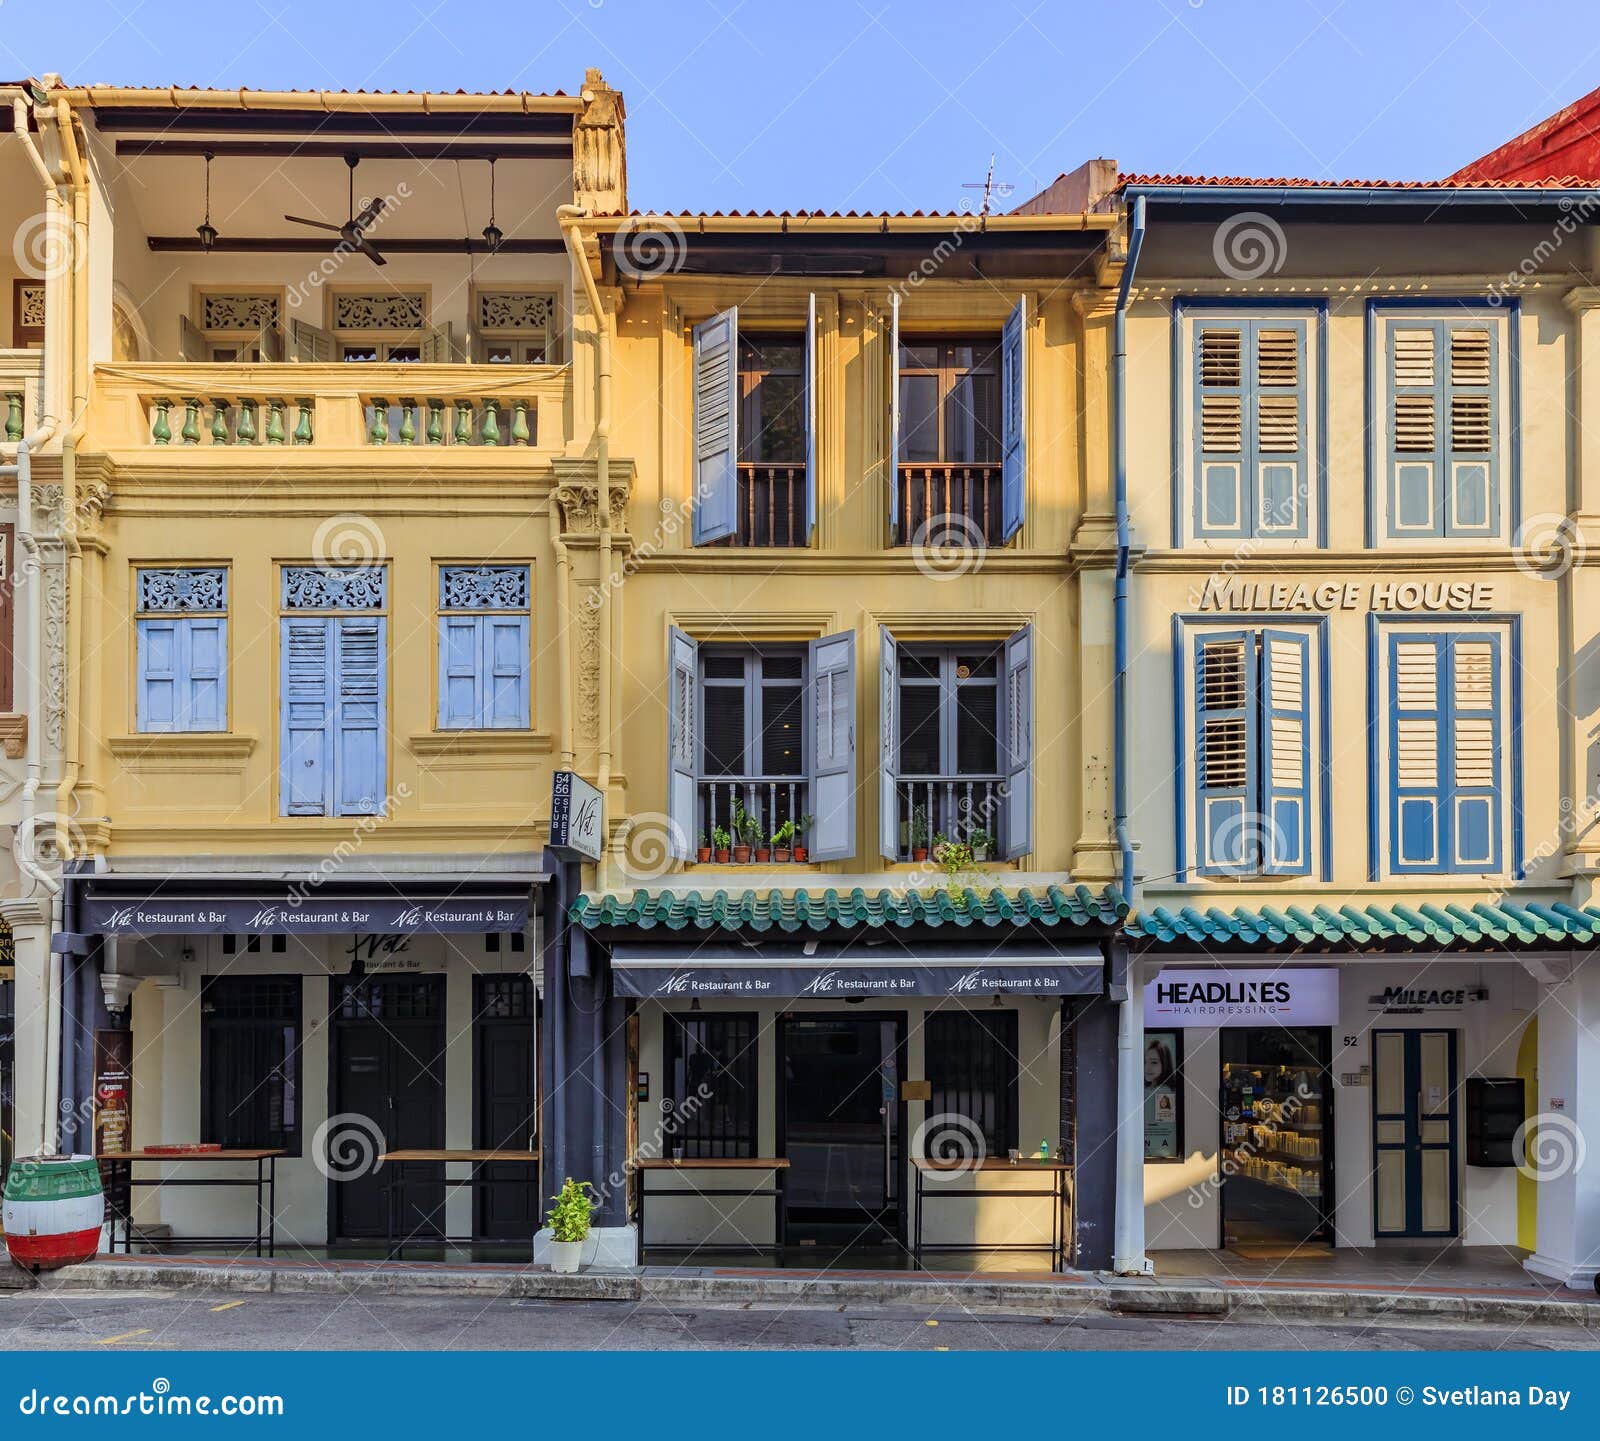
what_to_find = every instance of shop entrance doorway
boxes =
[330,974,447,1243]
[778,1014,906,1249]
[1373,1028,1459,1238]
[1220,1027,1333,1254]
[472,975,539,1241]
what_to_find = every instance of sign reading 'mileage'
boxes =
[1197,578,1496,613]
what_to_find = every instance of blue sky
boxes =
[5,0,1597,211]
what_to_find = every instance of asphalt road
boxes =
[0,1289,1593,1351]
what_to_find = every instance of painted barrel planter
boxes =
[3,1156,104,1272]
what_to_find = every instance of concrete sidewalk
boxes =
[25,1253,1600,1329]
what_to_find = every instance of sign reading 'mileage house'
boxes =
[1198,577,1496,613]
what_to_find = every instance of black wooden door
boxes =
[330,975,446,1243]
[473,975,539,1240]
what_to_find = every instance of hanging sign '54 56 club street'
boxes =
[549,769,604,861]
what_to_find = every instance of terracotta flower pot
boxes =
[715,848,731,863]
[733,845,751,863]
[774,846,791,863]
[696,847,711,863]
[755,847,771,864]
[912,847,929,862]
[792,846,808,863]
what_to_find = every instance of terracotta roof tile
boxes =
[1118,171,1599,190]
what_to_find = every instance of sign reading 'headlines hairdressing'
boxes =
[1143,968,1339,1027]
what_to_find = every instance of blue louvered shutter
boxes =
[1000,623,1033,859]
[137,619,179,732]
[1442,323,1496,534]
[439,615,482,729]
[879,626,900,860]
[1389,635,1443,870]
[1258,629,1310,875]
[183,618,227,731]
[888,292,902,537]
[667,627,699,859]
[805,292,818,541]
[1389,323,1443,535]
[1445,634,1500,870]
[999,298,1026,543]
[1252,322,1306,535]
[1195,631,1256,873]
[334,616,385,816]
[807,630,855,861]
[484,616,530,728]
[691,307,739,545]
[1195,322,1246,536]
[281,616,333,816]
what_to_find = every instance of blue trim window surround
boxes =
[279,565,388,818]
[135,567,228,734]
[1172,300,1326,547]
[1367,300,1516,544]
[1371,621,1515,877]
[437,565,532,730]
[1175,619,1323,879]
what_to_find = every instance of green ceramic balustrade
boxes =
[5,392,23,444]
[151,398,172,446]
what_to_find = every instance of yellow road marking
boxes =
[924,1319,938,1327]
[210,1301,246,1313]
[96,1329,152,1345]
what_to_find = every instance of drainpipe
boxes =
[557,205,613,813]
[12,92,65,1151]
[49,94,88,865]
[1111,194,1146,906]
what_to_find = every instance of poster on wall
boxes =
[1144,967,1339,1028]
[92,1029,133,1155]
[1144,1029,1182,1159]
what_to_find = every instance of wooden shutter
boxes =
[1253,325,1304,532]
[1000,623,1033,860]
[805,292,818,541]
[422,323,460,364]
[1448,634,1499,869]
[1196,324,1245,533]
[888,292,901,536]
[1445,324,1495,531]
[290,318,336,363]
[1390,636,1442,869]
[807,630,856,861]
[280,616,334,816]
[484,616,531,729]
[179,314,206,361]
[1390,326,1441,532]
[667,627,699,859]
[333,616,386,816]
[879,625,900,860]
[439,615,482,728]
[999,297,1027,543]
[1259,628,1309,875]
[184,618,228,732]
[690,308,739,545]
[137,618,181,733]
[257,319,285,362]
[1195,631,1255,871]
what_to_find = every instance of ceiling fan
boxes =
[284,154,388,266]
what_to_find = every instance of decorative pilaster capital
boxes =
[1564,285,1600,315]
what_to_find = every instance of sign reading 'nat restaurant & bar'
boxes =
[1143,967,1339,1027]
[83,898,529,936]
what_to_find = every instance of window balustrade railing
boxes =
[696,777,810,860]
[731,462,806,547]
[895,463,1004,546]
[891,775,1004,863]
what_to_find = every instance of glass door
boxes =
[1219,1027,1333,1249]
[778,1015,905,1247]
[1373,1029,1459,1238]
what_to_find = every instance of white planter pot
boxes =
[549,1239,584,1274]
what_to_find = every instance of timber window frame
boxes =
[436,565,531,730]
[1369,618,1521,879]
[134,567,229,734]
[1172,300,1324,547]
[200,975,303,1155]
[924,1010,1019,1158]
[1368,300,1515,544]
[663,1012,759,1159]
[1174,617,1327,881]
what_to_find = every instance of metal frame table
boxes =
[380,1149,542,1261]
[636,1158,790,1264]
[96,1149,284,1258]
[911,1157,1071,1272]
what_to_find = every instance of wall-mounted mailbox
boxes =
[1465,1077,1526,1166]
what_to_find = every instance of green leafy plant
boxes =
[736,805,762,846]
[546,1177,595,1243]
[909,807,931,850]
[794,813,813,841]
[711,825,732,851]
[770,819,796,848]
[969,827,994,860]
[933,838,974,875]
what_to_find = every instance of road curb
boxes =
[31,1259,1600,1328]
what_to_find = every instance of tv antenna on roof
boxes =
[962,154,1016,218]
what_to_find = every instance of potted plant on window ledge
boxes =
[696,830,711,865]
[712,825,732,864]
[770,819,795,864]
[969,827,994,864]
[545,1177,595,1274]
[792,814,813,864]
[910,807,931,863]
[731,800,760,863]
